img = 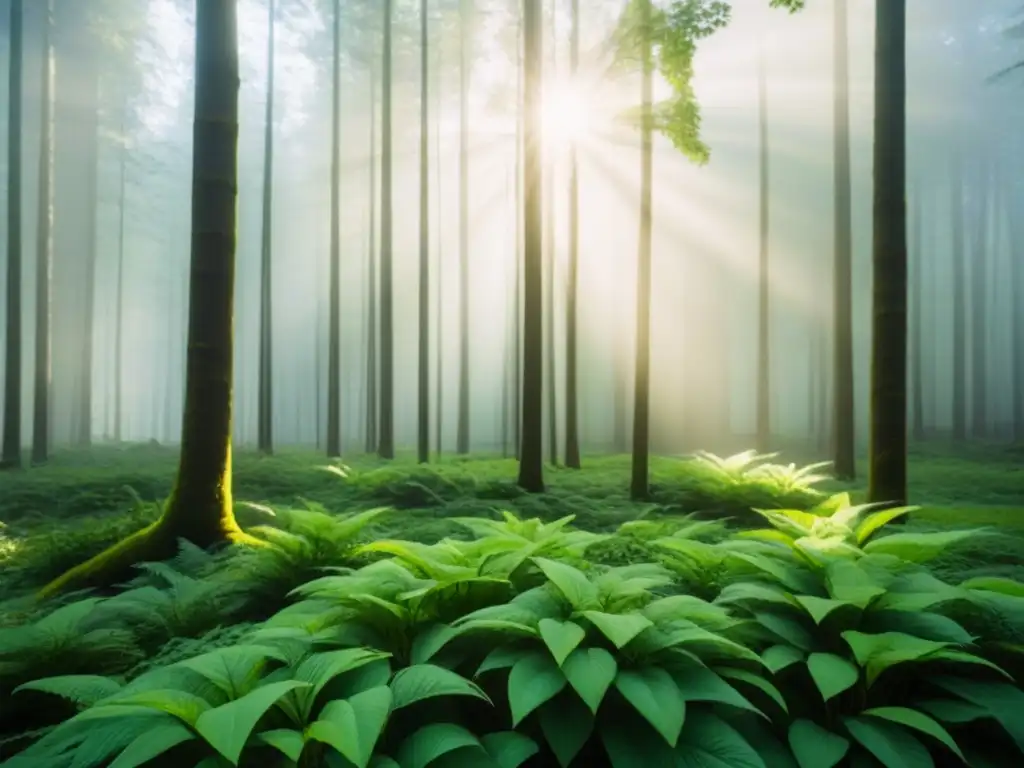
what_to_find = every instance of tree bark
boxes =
[258,0,276,455]
[867,0,908,506]
[456,0,472,455]
[756,46,771,454]
[326,0,342,457]
[564,0,581,470]
[417,0,430,464]
[378,0,395,459]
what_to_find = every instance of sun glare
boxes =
[541,78,591,144]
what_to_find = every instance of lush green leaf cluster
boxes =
[3,490,1023,768]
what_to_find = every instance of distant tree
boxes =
[564,0,581,470]
[258,0,276,455]
[867,0,908,506]
[417,0,431,464]
[950,150,967,441]
[970,155,990,438]
[365,55,379,455]
[326,0,342,457]
[40,0,263,597]
[32,0,55,467]
[832,0,855,479]
[909,182,924,442]
[114,105,127,444]
[456,0,472,455]
[2,0,24,469]
[378,0,395,459]
[755,43,770,454]
[518,0,545,493]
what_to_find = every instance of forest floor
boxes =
[1,442,1023,765]
[1,441,1022,600]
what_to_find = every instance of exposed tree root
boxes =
[37,511,265,600]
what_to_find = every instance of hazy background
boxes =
[0,0,1021,456]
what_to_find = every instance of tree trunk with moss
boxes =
[867,0,908,506]
[40,0,261,599]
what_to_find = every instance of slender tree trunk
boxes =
[970,156,989,438]
[513,8,523,458]
[910,183,924,441]
[378,0,395,459]
[417,0,430,464]
[832,0,855,478]
[456,0,472,454]
[326,0,342,456]
[258,0,276,455]
[366,62,379,454]
[434,67,443,455]
[755,47,771,453]
[629,0,653,501]
[78,60,100,449]
[114,106,127,444]
[563,0,581,469]
[1011,208,1023,442]
[40,0,256,597]
[518,0,544,493]
[544,11,557,467]
[867,0,907,506]
[950,151,967,441]
[2,0,23,468]
[32,0,54,467]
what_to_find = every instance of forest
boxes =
[0,0,1023,766]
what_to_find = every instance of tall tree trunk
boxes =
[326,0,342,456]
[950,151,967,441]
[2,0,23,468]
[114,106,127,444]
[518,0,544,493]
[378,0,395,459]
[1011,204,1023,442]
[970,156,989,438]
[544,7,557,467]
[456,0,472,454]
[417,0,430,464]
[832,0,855,478]
[867,0,907,506]
[258,0,276,455]
[910,183,924,441]
[629,0,653,501]
[755,47,771,453]
[563,0,581,470]
[40,0,258,597]
[32,0,54,467]
[365,61,379,454]
[513,7,523,459]
[78,56,100,449]
[434,66,443,455]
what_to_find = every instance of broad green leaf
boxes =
[916,698,989,724]
[14,675,123,707]
[729,552,819,593]
[175,645,277,698]
[862,529,985,562]
[675,711,766,768]
[841,631,948,686]
[476,646,526,677]
[762,644,804,673]
[714,582,794,608]
[601,720,679,764]
[97,689,211,726]
[108,721,196,768]
[930,676,1024,753]
[960,576,1024,597]
[754,611,814,651]
[537,619,586,666]
[751,508,817,537]
[307,687,392,768]
[843,716,933,768]
[925,649,1012,680]
[391,664,491,710]
[862,707,965,761]
[825,560,887,608]
[806,653,859,702]
[562,647,617,714]
[194,680,310,765]
[794,596,854,625]
[854,507,914,544]
[479,732,539,768]
[861,610,973,644]
[537,693,593,767]
[257,729,305,763]
[532,558,599,609]
[396,723,482,768]
[507,650,567,726]
[719,668,788,713]
[676,665,763,717]
[787,719,849,768]
[614,667,686,746]
[410,624,460,665]
[581,611,653,649]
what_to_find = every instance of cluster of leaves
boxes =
[4,491,1024,768]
